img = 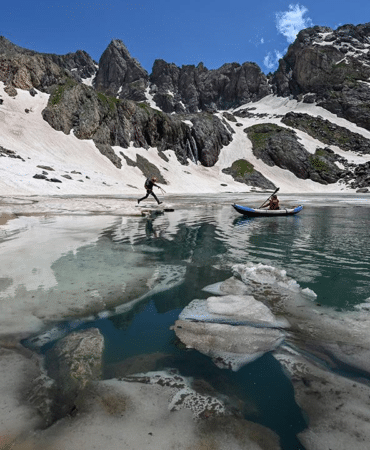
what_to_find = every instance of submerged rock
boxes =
[45,328,104,422]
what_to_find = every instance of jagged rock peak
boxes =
[107,39,135,59]
[94,39,148,101]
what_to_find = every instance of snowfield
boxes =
[1,82,370,197]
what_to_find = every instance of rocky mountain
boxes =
[1,23,370,194]
[149,59,271,113]
[93,39,148,101]
[0,36,97,94]
[272,24,370,132]
[41,82,233,169]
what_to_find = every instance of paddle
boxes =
[259,187,280,208]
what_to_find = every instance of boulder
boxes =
[222,159,276,189]
[45,328,104,422]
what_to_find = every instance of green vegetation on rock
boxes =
[137,102,151,113]
[50,78,77,105]
[281,112,370,154]
[97,92,121,111]
[309,155,329,173]
[137,102,166,119]
[246,123,284,148]
[231,159,254,176]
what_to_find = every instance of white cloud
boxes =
[264,50,284,70]
[260,38,264,44]
[276,4,313,43]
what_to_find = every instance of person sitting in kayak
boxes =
[138,177,162,205]
[261,194,280,210]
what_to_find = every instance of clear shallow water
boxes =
[13,199,370,450]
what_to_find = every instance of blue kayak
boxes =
[232,204,303,217]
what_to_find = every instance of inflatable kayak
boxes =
[232,204,303,217]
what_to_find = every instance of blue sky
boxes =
[2,1,369,73]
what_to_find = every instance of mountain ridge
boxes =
[1,24,370,195]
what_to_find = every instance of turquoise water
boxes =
[19,200,370,450]
[232,205,370,309]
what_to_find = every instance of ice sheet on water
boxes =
[179,295,288,328]
[201,282,224,296]
[232,262,317,298]
[114,264,186,316]
[26,264,186,349]
[202,277,254,297]
[174,288,288,371]
[211,349,267,371]
[354,302,370,311]
[26,319,83,349]
[123,370,227,419]
[172,317,285,371]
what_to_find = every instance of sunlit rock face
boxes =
[0,36,97,92]
[172,294,287,371]
[94,39,149,101]
[150,59,271,113]
[272,24,370,131]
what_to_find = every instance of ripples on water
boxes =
[135,203,370,310]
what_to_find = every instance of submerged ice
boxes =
[173,262,320,371]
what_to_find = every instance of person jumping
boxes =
[138,177,162,205]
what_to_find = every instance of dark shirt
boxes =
[145,179,155,190]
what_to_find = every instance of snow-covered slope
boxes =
[1,82,370,196]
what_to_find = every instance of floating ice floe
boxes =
[179,295,289,328]
[232,262,317,299]
[173,293,287,371]
[202,277,254,296]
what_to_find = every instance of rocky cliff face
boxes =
[93,44,272,114]
[41,82,233,168]
[0,36,97,93]
[272,23,370,131]
[245,123,344,185]
[150,60,271,113]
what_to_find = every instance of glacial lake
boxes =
[2,194,369,450]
